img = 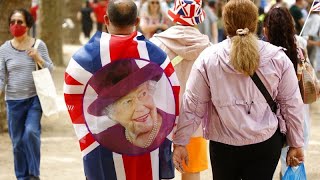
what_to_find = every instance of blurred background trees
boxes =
[63,0,82,44]
[39,0,64,66]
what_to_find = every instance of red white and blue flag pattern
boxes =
[167,0,205,26]
[64,31,180,180]
[311,0,320,11]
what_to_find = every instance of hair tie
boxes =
[236,28,249,36]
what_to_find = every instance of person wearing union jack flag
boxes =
[64,0,180,179]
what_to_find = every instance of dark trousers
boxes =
[97,22,103,32]
[209,129,283,180]
[82,25,92,38]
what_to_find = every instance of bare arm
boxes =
[139,14,167,35]
[298,18,304,28]
[308,39,320,47]
[27,48,45,68]
[140,23,159,34]
[28,41,54,72]
[90,12,96,22]
[140,22,167,34]
[77,11,82,21]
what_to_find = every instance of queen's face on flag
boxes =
[104,80,162,148]
[83,59,176,155]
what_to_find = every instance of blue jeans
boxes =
[6,96,42,180]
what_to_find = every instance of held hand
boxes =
[173,145,188,173]
[27,48,40,60]
[27,48,44,68]
[286,147,304,167]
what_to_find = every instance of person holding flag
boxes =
[64,0,180,179]
[289,0,308,35]
[302,0,320,73]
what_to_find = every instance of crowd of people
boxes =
[0,0,319,179]
[77,0,226,44]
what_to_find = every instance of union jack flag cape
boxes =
[64,31,180,180]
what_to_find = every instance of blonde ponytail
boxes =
[230,33,259,76]
[222,0,260,76]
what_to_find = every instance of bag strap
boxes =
[296,47,308,81]
[250,72,277,113]
[171,55,184,67]
[34,39,41,50]
[297,47,305,63]
[33,39,42,70]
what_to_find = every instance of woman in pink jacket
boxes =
[172,0,304,179]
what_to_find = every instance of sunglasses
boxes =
[10,19,24,25]
[151,1,159,4]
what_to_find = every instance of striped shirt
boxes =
[0,39,53,100]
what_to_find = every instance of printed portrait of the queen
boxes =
[84,59,176,155]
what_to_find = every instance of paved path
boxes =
[0,44,319,179]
